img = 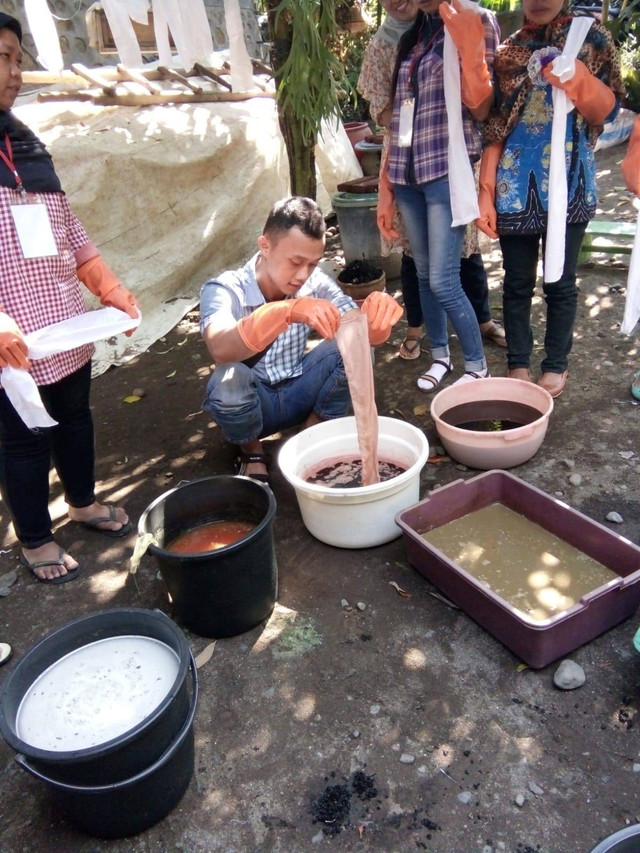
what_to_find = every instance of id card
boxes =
[398,98,415,148]
[10,201,58,259]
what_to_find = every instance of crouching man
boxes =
[200,196,402,481]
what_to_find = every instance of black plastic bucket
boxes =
[0,608,191,786]
[138,475,278,638]
[15,653,198,839]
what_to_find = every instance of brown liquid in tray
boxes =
[422,503,618,621]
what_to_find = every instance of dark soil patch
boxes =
[338,259,383,284]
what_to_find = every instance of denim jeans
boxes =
[401,252,491,329]
[500,223,586,373]
[202,339,350,445]
[0,361,96,548]
[394,178,486,372]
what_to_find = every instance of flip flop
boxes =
[235,453,270,484]
[481,321,507,348]
[75,505,132,538]
[398,336,422,360]
[20,547,80,585]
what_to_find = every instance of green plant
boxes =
[479,0,519,12]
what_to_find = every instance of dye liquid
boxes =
[304,457,406,489]
[166,520,255,553]
[423,503,618,621]
[440,400,542,432]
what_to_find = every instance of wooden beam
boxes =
[116,64,161,94]
[70,63,117,96]
[192,62,232,91]
[157,66,203,94]
[38,90,275,106]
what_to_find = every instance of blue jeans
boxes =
[202,339,350,445]
[394,177,486,372]
[500,224,586,373]
[0,361,96,548]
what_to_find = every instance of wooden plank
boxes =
[117,64,161,94]
[157,66,203,94]
[193,62,232,91]
[70,63,117,96]
[38,90,275,106]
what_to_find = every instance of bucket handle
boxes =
[15,651,198,793]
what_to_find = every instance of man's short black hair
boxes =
[0,14,22,44]
[263,196,325,243]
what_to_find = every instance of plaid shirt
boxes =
[387,10,499,186]
[0,187,94,386]
[200,253,355,385]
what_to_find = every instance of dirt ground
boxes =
[0,143,639,853]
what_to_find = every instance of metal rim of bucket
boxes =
[0,607,190,764]
[278,415,430,499]
[139,475,277,559]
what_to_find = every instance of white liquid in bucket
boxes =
[16,636,180,751]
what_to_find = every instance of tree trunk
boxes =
[266,1,318,199]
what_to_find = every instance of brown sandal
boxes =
[481,320,507,347]
[398,335,422,360]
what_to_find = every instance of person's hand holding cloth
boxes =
[0,311,29,369]
[440,0,492,110]
[542,58,615,126]
[76,254,139,336]
[237,296,341,353]
[360,291,403,345]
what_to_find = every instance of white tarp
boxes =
[14,96,361,374]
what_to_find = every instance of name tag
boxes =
[10,201,58,259]
[398,98,415,148]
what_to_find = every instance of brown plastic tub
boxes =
[395,470,640,668]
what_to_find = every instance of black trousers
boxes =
[0,361,96,548]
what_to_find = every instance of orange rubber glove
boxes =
[542,59,616,126]
[475,141,503,240]
[360,291,403,346]
[77,255,139,336]
[0,311,30,369]
[377,161,399,242]
[440,0,492,110]
[622,116,640,196]
[237,297,341,353]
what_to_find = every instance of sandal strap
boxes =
[237,453,269,465]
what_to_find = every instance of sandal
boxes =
[235,452,270,484]
[398,335,422,360]
[20,547,80,585]
[481,320,507,348]
[452,368,490,386]
[417,359,453,393]
[74,505,132,538]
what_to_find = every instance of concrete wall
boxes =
[5,0,264,71]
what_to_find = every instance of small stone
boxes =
[568,473,582,486]
[132,387,146,398]
[632,763,640,773]
[340,599,349,608]
[620,450,635,460]
[561,458,575,469]
[417,765,427,773]
[351,730,360,739]
[399,753,415,764]
[554,659,586,690]
[606,511,623,524]
[457,791,473,804]
[515,794,525,807]
[357,602,366,611]
[370,704,381,715]
[528,781,544,796]
[312,830,325,843]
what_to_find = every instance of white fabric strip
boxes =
[622,208,640,335]
[443,0,481,228]
[24,0,63,73]
[544,17,593,283]
[2,308,141,429]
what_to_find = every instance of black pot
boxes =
[138,476,278,638]
[0,608,191,786]
[15,653,198,839]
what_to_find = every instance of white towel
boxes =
[2,308,141,430]
[544,17,594,283]
[443,0,482,228]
